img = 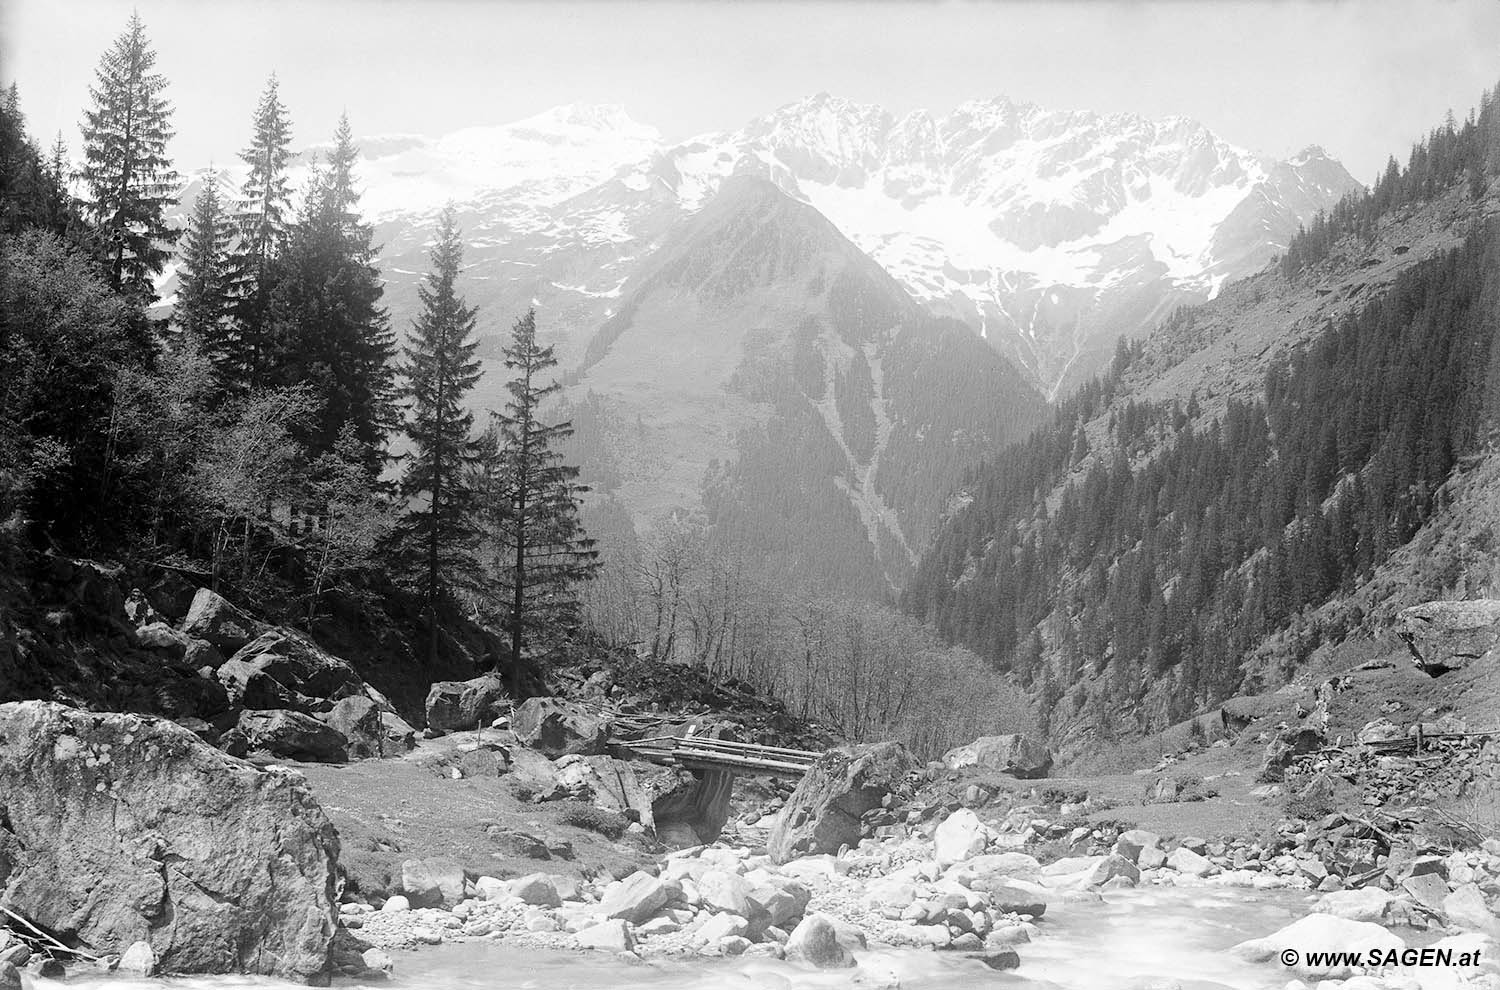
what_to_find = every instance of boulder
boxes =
[1313,886,1394,922]
[548,755,654,825]
[484,826,551,860]
[599,871,681,924]
[1401,872,1450,913]
[0,702,338,981]
[218,631,368,715]
[768,741,917,864]
[958,852,1041,879]
[575,919,635,953]
[979,883,1047,916]
[1166,847,1216,877]
[1445,883,1499,934]
[0,960,20,990]
[1232,913,1403,978]
[318,697,415,759]
[507,874,562,908]
[1398,599,1500,675]
[1087,854,1141,887]
[237,709,350,763]
[785,913,855,969]
[511,697,609,757]
[1356,718,1404,746]
[941,734,1052,779]
[698,869,753,916]
[970,948,1021,970]
[424,675,508,735]
[748,879,811,929]
[118,940,156,975]
[319,696,385,760]
[697,913,749,943]
[183,638,225,671]
[142,663,232,722]
[934,809,988,866]
[1258,725,1325,782]
[180,589,263,654]
[1113,829,1160,863]
[401,858,466,909]
[134,622,195,660]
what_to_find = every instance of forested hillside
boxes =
[0,17,600,711]
[905,82,1500,756]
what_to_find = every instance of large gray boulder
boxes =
[400,857,466,909]
[768,741,916,864]
[785,913,856,969]
[941,734,1053,779]
[319,696,414,759]
[0,702,338,981]
[235,709,350,763]
[424,675,508,734]
[217,631,368,715]
[510,696,610,756]
[598,871,681,924]
[1258,725,1325,782]
[179,589,263,655]
[1398,599,1500,675]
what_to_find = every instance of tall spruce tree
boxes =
[77,11,179,300]
[228,73,293,387]
[270,115,396,476]
[174,169,234,352]
[481,309,599,671]
[398,207,483,664]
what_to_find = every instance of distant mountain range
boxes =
[165,95,1360,587]
[175,95,1360,400]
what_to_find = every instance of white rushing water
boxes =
[38,888,1311,990]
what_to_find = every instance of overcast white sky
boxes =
[3,0,1498,183]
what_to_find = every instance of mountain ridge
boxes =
[167,93,1358,398]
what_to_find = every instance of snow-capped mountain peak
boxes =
[594,94,1360,393]
[176,95,1358,396]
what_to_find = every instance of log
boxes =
[676,750,812,775]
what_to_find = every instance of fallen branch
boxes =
[0,906,100,961]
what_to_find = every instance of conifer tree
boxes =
[270,116,395,476]
[77,11,180,300]
[228,73,294,387]
[174,169,234,352]
[397,207,483,664]
[480,309,599,671]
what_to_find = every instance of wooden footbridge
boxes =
[616,733,821,778]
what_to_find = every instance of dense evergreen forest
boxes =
[905,85,1500,738]
[0,14,596,676]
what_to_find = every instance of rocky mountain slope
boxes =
[617,94,1360,397]
[564,176,1045,593]
[904,109,1500,763]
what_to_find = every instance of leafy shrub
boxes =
[555,802,630,840]
[1037,786,1089,807]
[1175,775,1220,803]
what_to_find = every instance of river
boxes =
[37,886,1316,990]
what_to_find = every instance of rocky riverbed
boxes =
[307,802,1500,990]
